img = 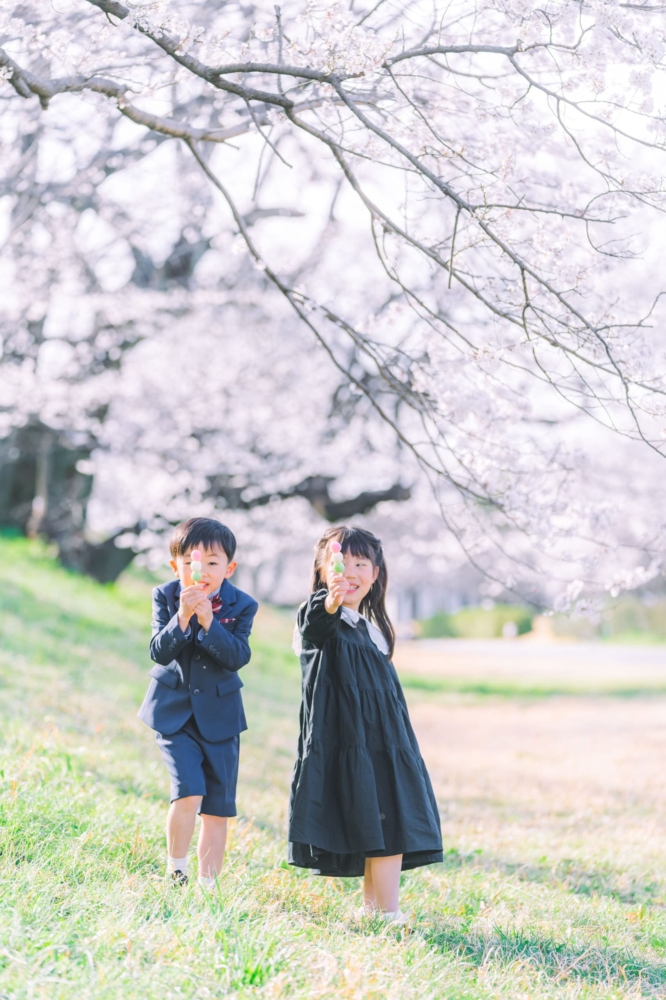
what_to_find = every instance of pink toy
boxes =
[191,548,203,583]
[331,540,344,574]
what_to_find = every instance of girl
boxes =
[288,525,443,922]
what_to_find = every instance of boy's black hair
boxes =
[169,517,237,561]
[311,524,395,658]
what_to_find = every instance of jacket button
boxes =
[194,654,201,661]
[192,689,200,696]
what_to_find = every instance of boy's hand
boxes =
[178,585,206,632]
[192,593,214,632]
[325,572,349,614]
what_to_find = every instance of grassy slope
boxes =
[1,536,666,999]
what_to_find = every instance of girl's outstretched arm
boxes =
[299,589,341,646]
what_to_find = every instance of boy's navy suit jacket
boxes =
[137,577,258,743]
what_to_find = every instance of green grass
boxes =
[400,675,666,699]
[419,597,666,644]
[420,604,534,640]
[553,597,666,643]
[1,535,666,998]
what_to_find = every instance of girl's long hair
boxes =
[311,525,395,658]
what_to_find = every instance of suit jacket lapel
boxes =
[169,580,181,618]
[215,579,237,620]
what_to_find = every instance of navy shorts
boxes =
[155,716,239,817]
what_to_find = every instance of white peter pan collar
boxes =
[340,606,390,655]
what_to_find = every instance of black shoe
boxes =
[170,870,188,886]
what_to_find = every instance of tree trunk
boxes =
[0,422,133,581]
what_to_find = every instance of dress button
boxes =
[192,689,200,696]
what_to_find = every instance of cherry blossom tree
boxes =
[2,0,666,606]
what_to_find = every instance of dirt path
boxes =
[398,641,666,889]
[395,637,666,689]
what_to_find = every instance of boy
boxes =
[138,517,258,888]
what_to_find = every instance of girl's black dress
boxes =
[288,591,443,877]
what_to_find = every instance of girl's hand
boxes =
[325,572,349,614]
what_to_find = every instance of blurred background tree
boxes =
[2,0,666,613]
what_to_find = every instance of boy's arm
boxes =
[149,587,190,665]
[300,590,341,646]
[197,598,259,672]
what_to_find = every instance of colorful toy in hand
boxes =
[191,549,203,583]
[331,540,345,574]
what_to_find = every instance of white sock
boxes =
[167,855,188,875]
[198,875,215,889]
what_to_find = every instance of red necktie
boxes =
[211,591,223,614]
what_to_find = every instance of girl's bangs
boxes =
[337,529,377,563]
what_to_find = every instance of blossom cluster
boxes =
[1,0,666,607]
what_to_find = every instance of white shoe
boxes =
[379,909,409,925]
[353,906,409,925]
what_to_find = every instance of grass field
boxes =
[2,535,666,998]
